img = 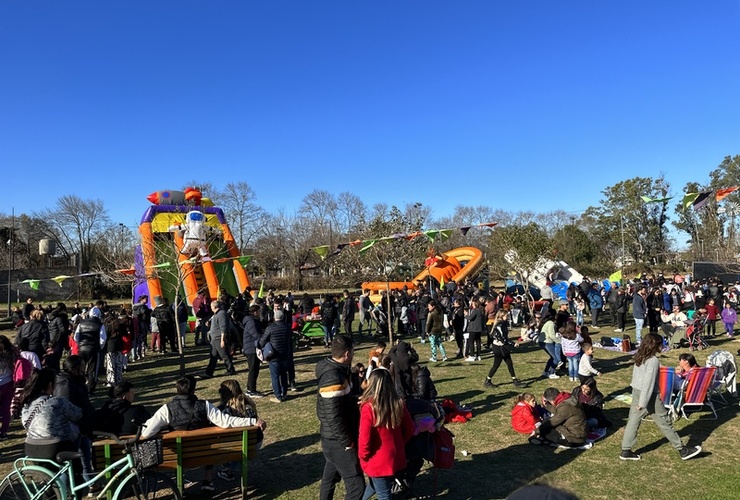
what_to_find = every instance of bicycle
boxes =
[0,427,181,500]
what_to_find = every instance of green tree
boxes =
[583,175,671,266]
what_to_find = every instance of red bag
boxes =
[432,427,455,469]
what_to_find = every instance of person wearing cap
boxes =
[73,308,107,393]
[555,300,571,331]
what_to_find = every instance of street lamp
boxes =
[6,208,14,316]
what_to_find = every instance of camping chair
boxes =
[659,366,679,421]
[706,350,738,403]
[675,366,717,420]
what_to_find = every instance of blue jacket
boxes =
[588,289,603,309]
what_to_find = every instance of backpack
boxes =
[13,357,33,384]
[432,427,455,469]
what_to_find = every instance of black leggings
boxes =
[487,345,516,379]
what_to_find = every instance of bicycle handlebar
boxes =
[92,424,144,447]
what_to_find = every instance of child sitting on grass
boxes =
[511,393,543,435]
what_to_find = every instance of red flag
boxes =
[716,187,739,202]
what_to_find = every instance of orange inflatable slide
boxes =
[361,246,484,302]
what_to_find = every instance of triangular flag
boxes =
[313,245,330,260]
[424,230,439,242]
[692,191,712,211]
[460,226,471,236]
[439,229,453,241]
[349,239,363,247]
[440,276,445,290]
[641,195,674,203]
[51,275,72,287]
[716,187,739,202]
[148,262,172,269]
[236,255,252,266]
[21,279,40,290]
[258,280,264,299]
[359,240,376,255]
[406,232,422,241]
[682,193,699,210]
[336,243,349,251]
[608,270,622,284]
[478,222,498,228]
[392,233,406,239]
[328,246,342,258]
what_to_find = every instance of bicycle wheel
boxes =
[0,468,63,500]
[117,471,181,500]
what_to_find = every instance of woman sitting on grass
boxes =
[571,377,612,430]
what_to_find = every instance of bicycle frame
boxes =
[9,453,142,500]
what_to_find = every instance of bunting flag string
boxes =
[642,186,740,211]
[310,222,498,260]
[10,272,103,290]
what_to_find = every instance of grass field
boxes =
[2,321,740,500]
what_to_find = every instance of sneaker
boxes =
[541,371,551,378]
[197,372,213,379]
[555,361,564,370]
[465,356,476,362]
[614,328,623,333]
[429,357,438,362]
[528,436,544,446]
[475,356,481,361]
[216,469,235,481]
[201,480,215,491]
[289,384,299,392]
[246,390,264,399]
[548,373,560,379]
[442,356,448,361]
[483,379,493,388]
[619,450,641,461]
[269,397,283,404]
[512,379,525,388]
[679,446,702,460]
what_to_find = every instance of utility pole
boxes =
[6,208,14,316]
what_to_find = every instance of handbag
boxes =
[257,341,275,362]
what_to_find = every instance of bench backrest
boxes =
[93,425,261,471]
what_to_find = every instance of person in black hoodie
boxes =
[54,355,96,484]
[93,381,151,436]
[316,335,364,500]
[16,309,48,359]
[389,340,419,398]
[241,305,263,398]
[46,303,70,372]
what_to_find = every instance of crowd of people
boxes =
[4,270,737,497]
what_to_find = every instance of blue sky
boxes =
[2,1,738,231]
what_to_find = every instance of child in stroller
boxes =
[685,309,709,351]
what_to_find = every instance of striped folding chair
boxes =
[675,366,717,420]
[658,366,679,421]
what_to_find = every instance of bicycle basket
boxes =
[132,438,164,469]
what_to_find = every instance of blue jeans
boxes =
[363,476,395,500]
[268,358,289,400]
[322,323,336,345]
[634,318,644,343]
[543,342,562,373]
[566,353,581,379]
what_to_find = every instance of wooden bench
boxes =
[92,425,261,498]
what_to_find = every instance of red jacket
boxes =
[511,402,539,434]
[358,402,414,477]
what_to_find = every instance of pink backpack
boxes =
[13,357,33,383]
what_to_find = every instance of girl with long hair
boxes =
[620,333,701,461]
[483,310,525,389]
[20,367,82,460]
[358,369,414,500]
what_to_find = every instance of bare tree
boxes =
[220,181,268,251]
[36,195,110,272]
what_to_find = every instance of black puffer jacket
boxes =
[93,399,152,436]
[48,310,70,349]
[259,321,292,360]
[315,357,359,448]
[54,371,95,435]
[16,320,48,357]
[412,365,437,401]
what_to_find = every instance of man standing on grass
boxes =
[202,300,236,378]
[316,335,364,500]
[633,286,648,345]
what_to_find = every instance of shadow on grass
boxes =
[414,443,592,499]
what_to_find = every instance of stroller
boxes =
[685,314,709,351]
[706,350,737,401]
